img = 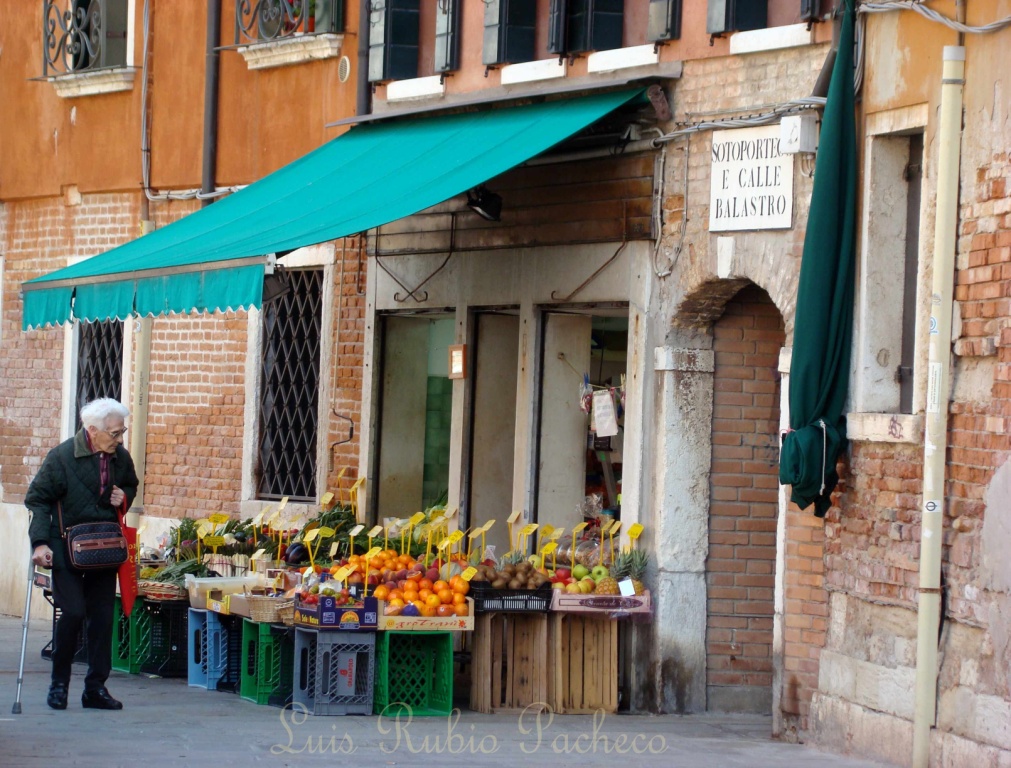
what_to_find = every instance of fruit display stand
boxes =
[469,612,549,714]
[546,612,619,715]
[293,628,376,715]
[378,597,475,631]
[374,631,454,717]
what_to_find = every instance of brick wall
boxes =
[707,284,783,703]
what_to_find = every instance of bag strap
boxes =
[57,501,66,538]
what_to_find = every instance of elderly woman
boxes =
[26,397,139,711]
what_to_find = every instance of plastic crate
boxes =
[374,631,453,717]
[259,624,296,708]
[187,609,210,688]
[240,619,261,703]
[41,600,89,664]
[206,612,242,693]
[111,596,135,673]
[294,628,375,716]
[470,582,553,613]
[140,600,189,677]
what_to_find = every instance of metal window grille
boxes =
[257,269,323,501]
[75,320,124,432]
[43,0,129,77]
[234,0,346,45]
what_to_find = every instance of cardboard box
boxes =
[378,598,475,631]
[549,589,651,616]
[293,596,379,631]
[186,575,260,609]
[206,588,269,618]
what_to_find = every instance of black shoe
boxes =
[47,682,68,710]
[81,687,122,710]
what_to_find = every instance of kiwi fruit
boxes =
[508,578,524,590]
[491,578,508,589]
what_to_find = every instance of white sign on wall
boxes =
[709,124,794,232]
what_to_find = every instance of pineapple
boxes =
[627,548,648,595]
[595,551,625,595]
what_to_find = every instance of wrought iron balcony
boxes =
[235,0,345,45]
[43,0,128,77]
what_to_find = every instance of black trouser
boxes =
[50,566,117,691]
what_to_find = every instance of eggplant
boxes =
[285,542,309,564]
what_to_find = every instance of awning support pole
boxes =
[912,44,964,768]
[127,218,155,527]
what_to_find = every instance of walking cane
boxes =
[12,551,37,714]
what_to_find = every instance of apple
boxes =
[564,582,582,594]
[564,577,575,585]
[591,565,609,583]
[572,564,590,580]
[528,555,543,569]
[367,574,379,586]
[551,582,565,590]
[578,578,596,594]
[425,567,439,582]
[554,568,571,581]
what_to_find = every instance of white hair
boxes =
[80,398,130,429]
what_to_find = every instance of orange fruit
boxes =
[418,588,433,601]
[418,578,433,591]
[436,604,454,618]
[453,602,469,617]
[420,604,437,617]
[425,594,442,609]
[389,589,404,601]
[433,580,449,593]
[437,588,454,605]
[452,592,466,606]
[373,585,390,601]
[403,590,419,604]
[388,598,404,609]
[411,600,425,613]
[451,579,469,596]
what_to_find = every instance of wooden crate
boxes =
[546,613,618,714]
[469,613,548,714]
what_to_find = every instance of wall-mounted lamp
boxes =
[466,186,502,222]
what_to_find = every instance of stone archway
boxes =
[705,283,785,713]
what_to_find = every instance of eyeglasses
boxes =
[103,428,128,440]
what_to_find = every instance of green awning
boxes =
[23,88,642,330]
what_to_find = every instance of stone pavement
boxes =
[0,614,895,768]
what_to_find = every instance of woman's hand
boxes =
[110,485,125,507]
[32,545,54,567]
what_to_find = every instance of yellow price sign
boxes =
[429,509,446,521]
[276,497,289,512]
[539,524,555,538]
[367,525,384,538]
[252,511,265,527]
[348,524,365,538]
[460,567,478,582]
[208,513,230,525]
[329,542,340,558]
[438,538,453,551]
[250,548,267,562]
[519,523,539,537]
[409,512,426,526]
[320,491,335,508]
[609,520,623,535]
[482,520,496,532]
[443,507,459,520]
[572,522,588,535]
[507,510,522,524]
[267,511,281,528]
[203,536,226,547]
[549,528,565,541]
[364,546,382,560]
[316,526,336,538]
[627,523,644,540]
[303,529,321,543]
[467,529,484,540]
[448,530,464,545]
[333,566,353,582]
[196,523,212,539]
[541,541,558,555]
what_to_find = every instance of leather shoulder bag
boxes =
[58,502,128,570]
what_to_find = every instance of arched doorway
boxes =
[705,283,785,713]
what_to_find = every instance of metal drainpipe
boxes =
[201,0,222,207]
[356,0,371,117]
[911,44,964,768]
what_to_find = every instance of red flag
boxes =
[117,503,139,617]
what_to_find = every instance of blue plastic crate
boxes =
[206,612,242,693]
[187,609,209,688]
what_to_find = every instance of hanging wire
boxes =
[858,1,1011,34]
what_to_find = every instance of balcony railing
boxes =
[235,0,345,45]
[43,0,128,77]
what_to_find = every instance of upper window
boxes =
[235,0,346,45]
[256,268,323,502]
[706,0,767,36]
[43,0,129,77]
[74,320,124,432]
[548,0,624,57]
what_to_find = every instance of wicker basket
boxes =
[247,595,295,624]
[139,580,188,601]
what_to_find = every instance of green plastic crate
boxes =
[240,619,261,703]
[111,596,146,674]
[258,625,295,708]
[373,631,453,717]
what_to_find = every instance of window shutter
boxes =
[800,0,822,22]
[706,0,767,35]
[103,0,129,68]
[435,0,461,73]
[547,0,568,55]
[569,0,623,54]
[368,0,420,83]
[647,0,682,42]
[483,0,537,66]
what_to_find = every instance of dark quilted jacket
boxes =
[26,430,139,570]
